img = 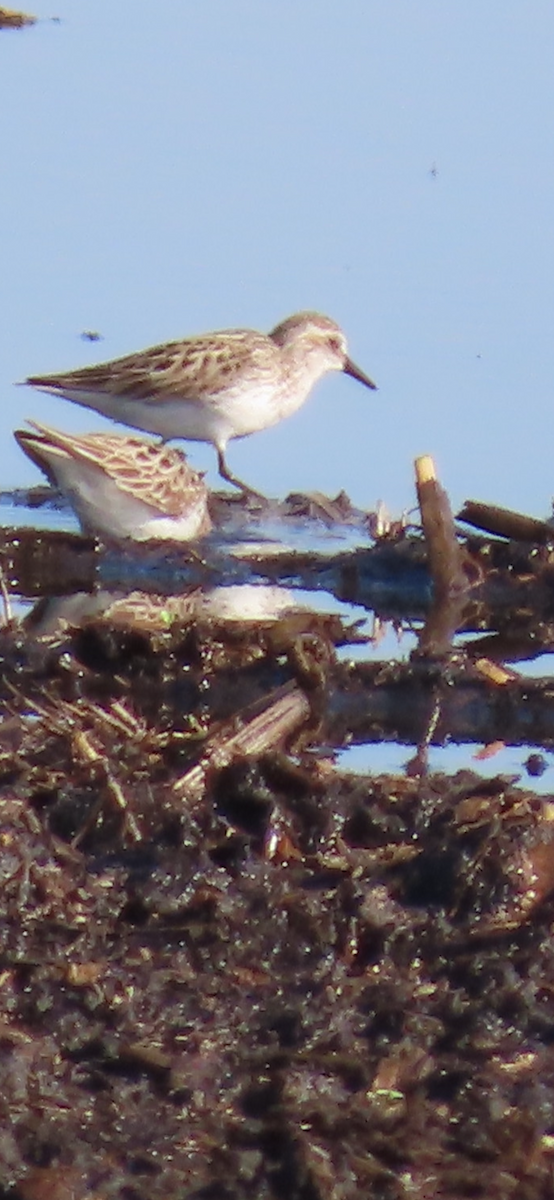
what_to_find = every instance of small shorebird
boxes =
[15,422,211,542]
[24,311,377,494]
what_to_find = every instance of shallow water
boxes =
[3,482,554,793]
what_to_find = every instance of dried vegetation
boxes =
[0,6,36,28]
[1,476,554,1197]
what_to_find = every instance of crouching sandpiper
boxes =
[15,422,211,542]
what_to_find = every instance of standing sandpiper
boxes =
[24,311,377,494]
[15,422,211,542]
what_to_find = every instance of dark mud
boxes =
[1,489,554,1197]
[1,719,554,1199]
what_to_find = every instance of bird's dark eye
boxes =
[328,336,343,355]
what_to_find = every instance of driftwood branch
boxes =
[415,455,469,656]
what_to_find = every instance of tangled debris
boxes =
[0,6,36,28]
[1,471,554,1197]
[1,696,554,1198]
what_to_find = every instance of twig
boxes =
[415,455,468,656]
[0,566,13,626]
[0,7,36,28]
[173,682,310,801]
[458,501,554,545]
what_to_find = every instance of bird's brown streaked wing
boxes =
[25,330,272,405]
[14,429,64,487]
[17,423,202,518]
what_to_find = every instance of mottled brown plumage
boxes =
[25,311,377,494]
[15,422,211,541]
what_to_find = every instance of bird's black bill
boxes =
[343,357,377,390]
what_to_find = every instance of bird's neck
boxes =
[279,344,331,408]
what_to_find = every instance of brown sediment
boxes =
[2,478,554,1194]
[0,604,552,1198]
[0,694,554,1196]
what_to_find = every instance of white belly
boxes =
[35,377,308,448]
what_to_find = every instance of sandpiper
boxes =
[15,421,211,542]
[24,311,377,494]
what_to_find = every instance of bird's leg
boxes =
[216,447,266,501]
